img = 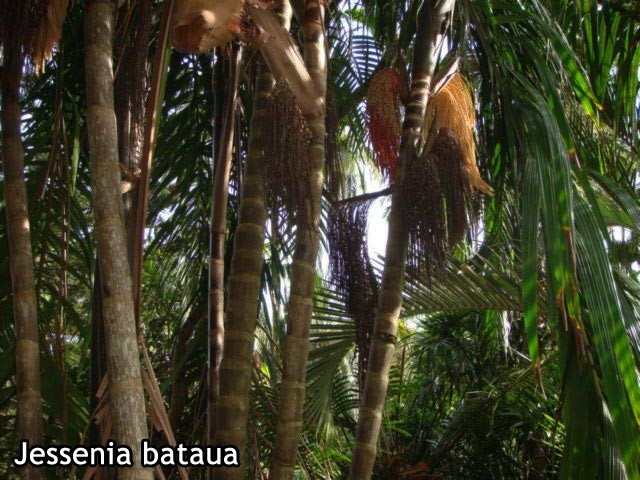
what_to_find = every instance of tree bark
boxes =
[348,2,455,479]
[208,43,242,448]
[213,61,278,480]
[269,1,328,479]
[1,39,44,480]
[84,1,152,478]
[213,6,296,479]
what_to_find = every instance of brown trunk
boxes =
[1,39,44,480]
[269,1,328,478]
[208,45,242,450]
[348,2,455,479]
[214,4,293,478]
[213,61,278,480]
[84,1,152,477]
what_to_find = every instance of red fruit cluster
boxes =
[366,68,401,179]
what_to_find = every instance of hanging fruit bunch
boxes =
[264,80,314,229]
[401,73,492,282]
[366,68,403,179]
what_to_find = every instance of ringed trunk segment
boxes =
[349,2,456,479]
[213,64,277,480]
[84,1,152,477]
[2,45,44,480]
[213,3,292,478]
[269,1,327,479]
[208,44,242,449]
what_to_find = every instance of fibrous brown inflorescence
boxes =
[401,73,492,283]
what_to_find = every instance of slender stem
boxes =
[132,0,175,319]
[84,1,151,477]
[208,44,242,449]
[349,2,455,478]
[1,33,44,480]
[269,1,328,478]
[337,187,393,205]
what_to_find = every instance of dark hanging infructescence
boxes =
[400,73,492,283]
[328,200,378,388]
[264,80,314,229]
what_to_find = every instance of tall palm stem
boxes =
[213,43,284,480]
[208,43,242,447]
[269,1,328,478]
[84,1,151,477]
[349,2,455,478]
[1,39,44,480]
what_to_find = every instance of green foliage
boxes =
[0,0,638,478]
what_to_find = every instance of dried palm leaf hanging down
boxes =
[402,73,492,282]
[0,0,69,72]
[329,200,378,387]
[424,73,493,195]
[171,0,245,54]
[114,0,152,177]
[265,80,313,228]
[29,0,69,71]
[366,68,403,179]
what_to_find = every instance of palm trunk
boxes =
[1,43,44,480]
[84,1,151,477]
[213,61,278,480]
[208,44,242,448]
[348,2,455,479]
[213,3,292,477]
[269,1,328,478]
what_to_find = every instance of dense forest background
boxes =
[1,0,639,479]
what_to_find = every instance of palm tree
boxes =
[0,1,71,477]
[208,43,241,447]
[269,0,329,478]
[213,57,280,480]
[84,0,151,477]
[348,2,459,477]
[0,1,638,479]
[1,21,44,480]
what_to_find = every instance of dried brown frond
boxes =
[28,0,69,71]
[366,68,402,179]
[0,1,42,62]
[171,0,245,54]
[114,0,152,171]
[265,80,313,229]
[329,200,377,387]
[424,73,492,195]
